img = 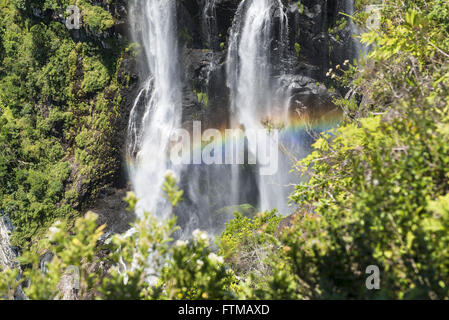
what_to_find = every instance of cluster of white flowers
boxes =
[48,221,62,241]
[207,253,224,265]
[165,169,177,180]
[326,68,337,79]
[196,259,204,267]
[326,60,350,79]
[175,240,188,247]
[192,229,209,246]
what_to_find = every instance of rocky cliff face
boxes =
[0,216,26,299]
[124,0,354,136]
[0,216,16,269]
[174,0,354,131]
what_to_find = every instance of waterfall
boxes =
[226,0,294,214]
[127,0,182,219]
[0,215,26,298]
[201,0,219,51]
[346,0,368,59]
[125,0,341,226]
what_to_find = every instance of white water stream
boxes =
[127,0,182,219]
[226,0,293,214]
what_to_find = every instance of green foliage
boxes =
[0,268,22,300]
[277,113,449,299]
[194,89,209,108]
[235,0,449,299]
[0,0,130,247]
[157,230,235,300]
[81,55,110,94]
[162,172,184,208]
[428,0,449,31]
[18,211,105,299]
[1,177,235,300]
[294,42,301,57]
[14,1,114,33]
[219,210,282,276]
[328,17,348,37]
[179,27,193,45]
[79,1,114,33]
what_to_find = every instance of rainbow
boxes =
[126,105,343,167]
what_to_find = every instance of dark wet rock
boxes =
[88,188,135,239]
[177,0,240,49]
[279,74,337,112]
[285,0,356,82]
[280,74,331,97]
[181,47,229,130]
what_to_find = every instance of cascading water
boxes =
[126,0,347,231]
[201,0,219,51]
[0,216,16,269]
[226,0,296,214]
[346,0,369,59]
[127,0,182,219]
[0,216,26,298]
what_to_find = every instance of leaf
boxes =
[421,218,444,232]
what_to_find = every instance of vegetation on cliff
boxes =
[0,0,133,247]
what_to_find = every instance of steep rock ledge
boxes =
[0,216,16,269]
[175,0,356,132]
